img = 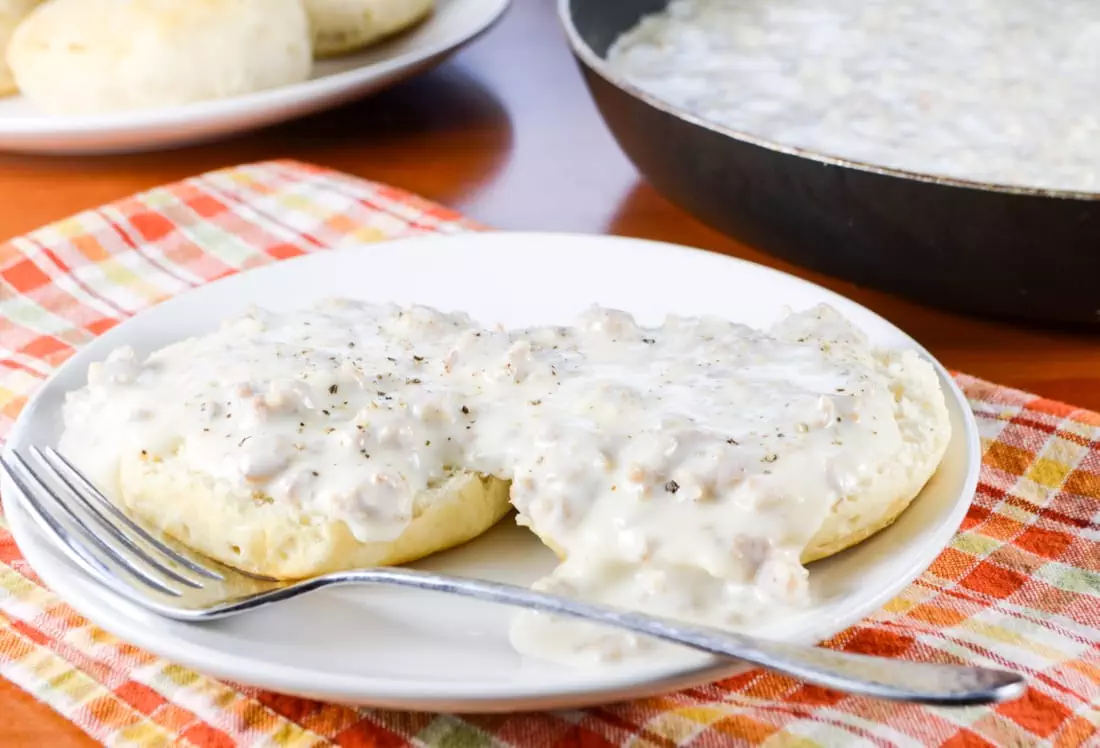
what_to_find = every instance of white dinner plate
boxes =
[1,232,980,712]
[0,0,510,155]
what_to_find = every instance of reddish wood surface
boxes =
[1,2,1097,742]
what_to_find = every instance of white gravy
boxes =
[61,299,941,665]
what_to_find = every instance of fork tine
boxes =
[30,447,204,589]
[45,447,222,581]
[0,453,123,589]
[5,450,183,597]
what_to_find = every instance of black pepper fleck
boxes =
[461,405,470,415]
[329,384,338,395]
[665,480,680,494]
[642,337,655,344]
[238,436,251,447]
[322,409,330,415]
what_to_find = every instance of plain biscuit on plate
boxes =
[303,0,434,58]
[6,0,313,115]
[0,0,41,95]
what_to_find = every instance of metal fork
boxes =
[1,446,1026,707]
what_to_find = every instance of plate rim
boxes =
[0,0,512,138]
[0,230,981,710]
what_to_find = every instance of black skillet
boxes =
[559,0,1100,326]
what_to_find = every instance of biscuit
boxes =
[119,453,512,580]
[7,0,312,114]
[303,0,433,58]
[0,0,41,95]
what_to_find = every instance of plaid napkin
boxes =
[1,161,1098,747]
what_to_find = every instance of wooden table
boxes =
[2,2,1098,743]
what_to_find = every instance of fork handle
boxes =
[210,567,1026,706]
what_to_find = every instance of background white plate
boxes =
[1,232,980,711]
[0,0,510,155]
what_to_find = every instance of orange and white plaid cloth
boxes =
[1,161,1098,747]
